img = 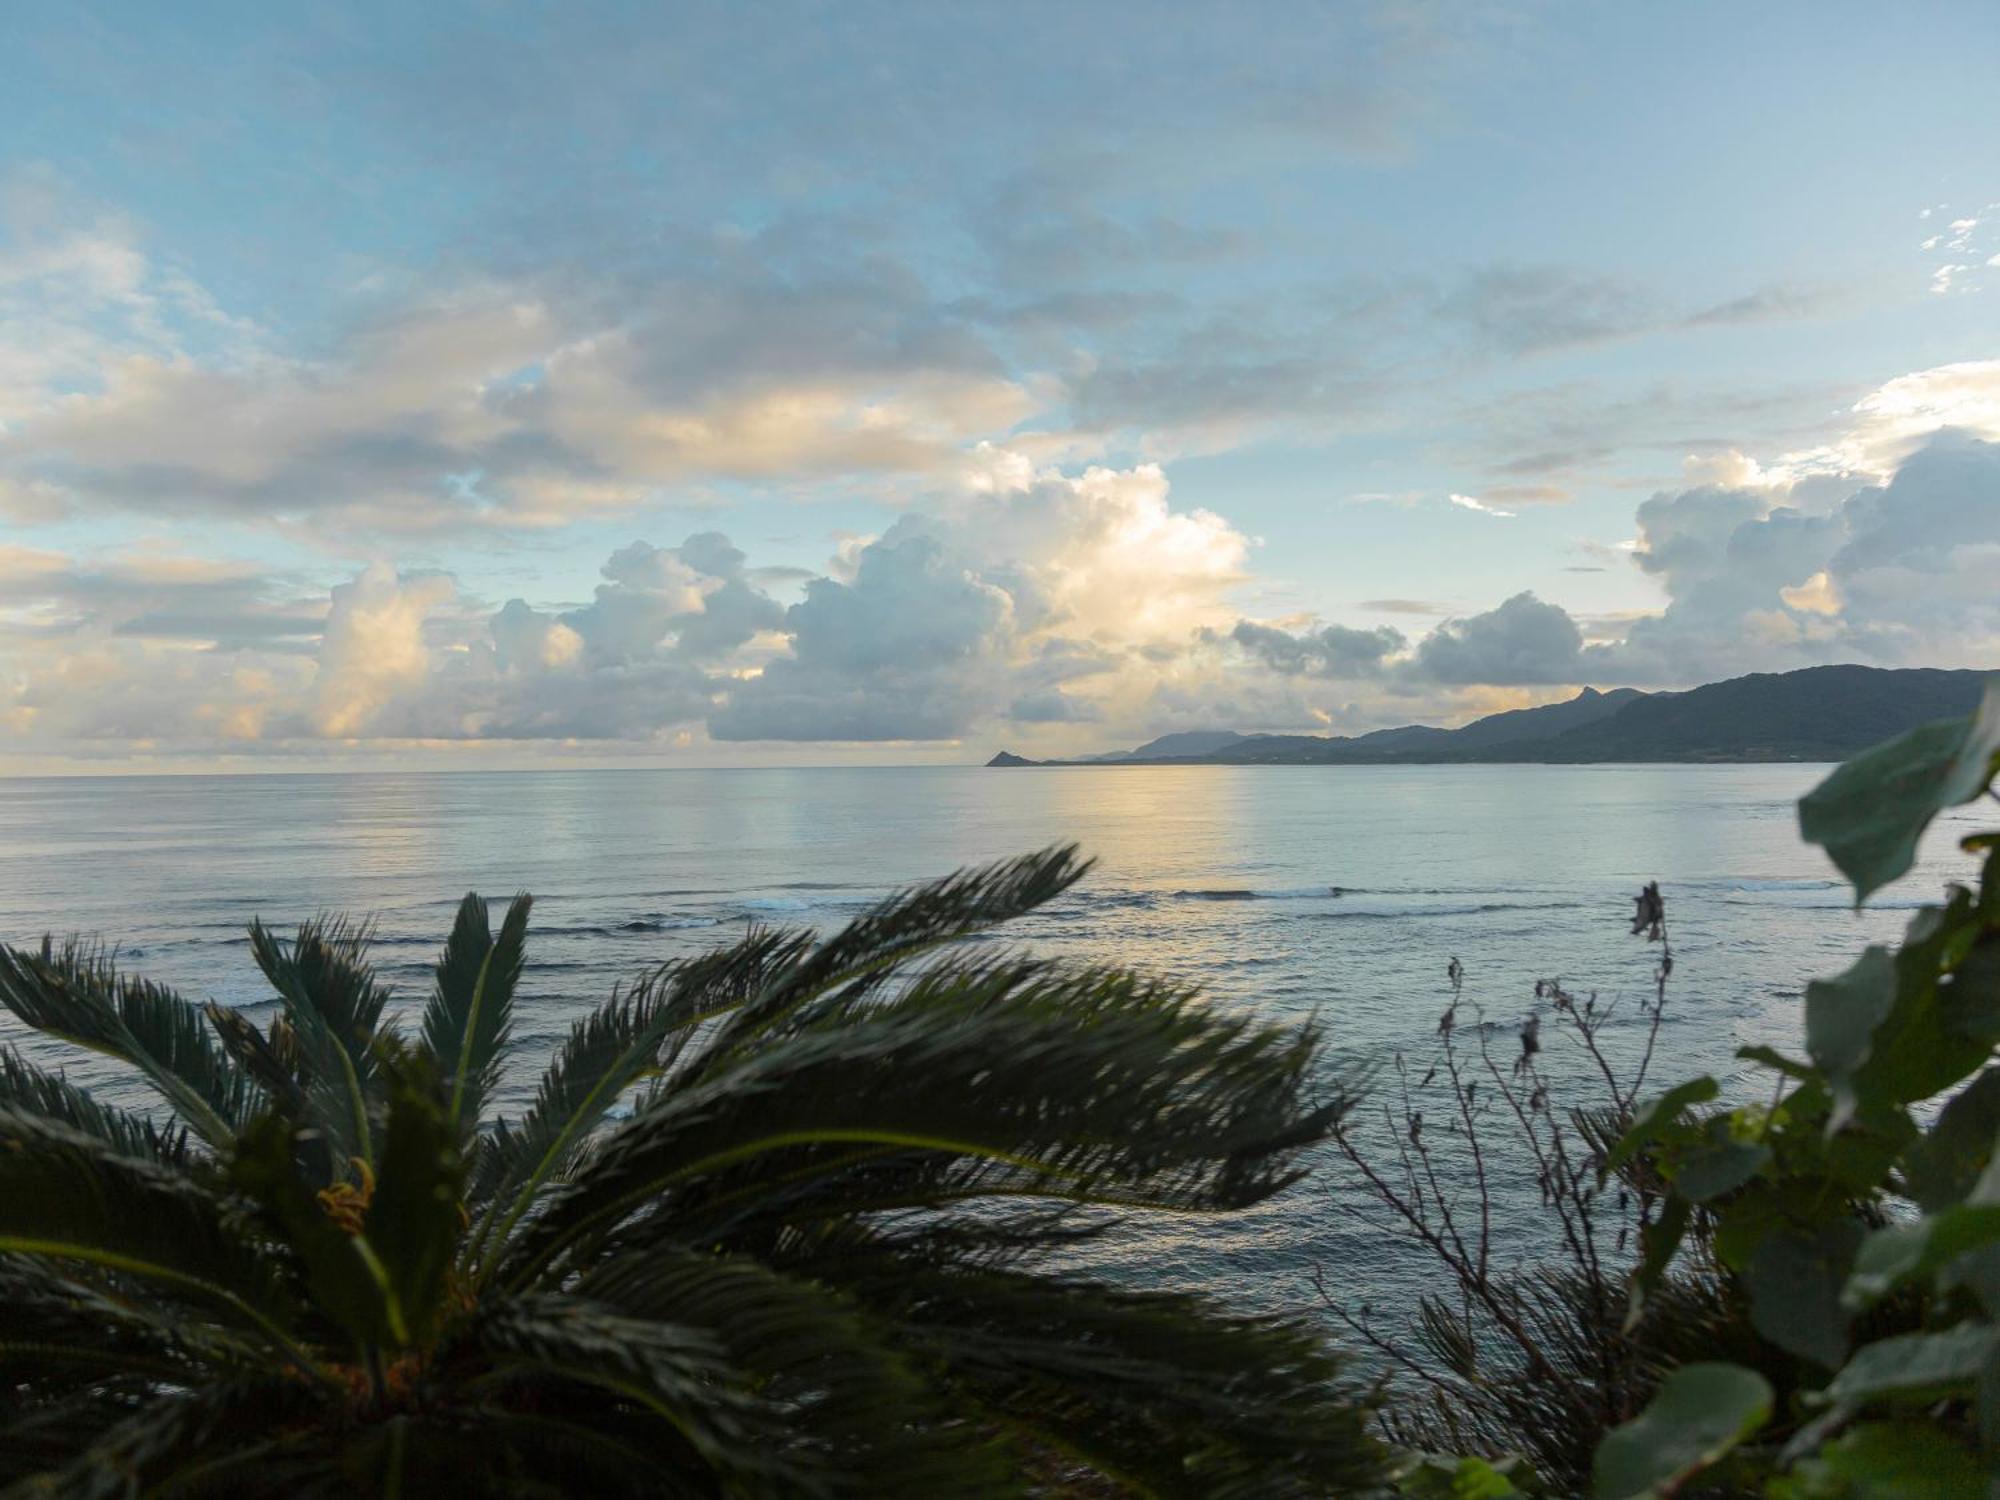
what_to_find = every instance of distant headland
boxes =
[987,665,1993,767]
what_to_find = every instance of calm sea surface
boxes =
[0,764,1978,1320]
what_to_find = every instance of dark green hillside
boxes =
[988,666,1992,766]
[1529,665,1989,762]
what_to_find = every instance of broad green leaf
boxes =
[1799,679,2000,904]
[1592,1362,1771,1499]
[1829,904,1995,1127]
[1845,1205,2000,1308]
[1736,1044,1815,1079]
[1806,946,1897,1129]
[1746,1221,1861,1368]
[1979,1340,2000,1451]
[1826,1324,2000,1405]
[1941,935,2000,1045]
[1899,1066,2000,1211]
[1393,1454,1533,1498]
[1787,1423,1987,1498]
[1602,1076,1717,1178]
[1671,1127,1769,1202]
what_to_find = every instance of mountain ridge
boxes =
[986,665,1991,767]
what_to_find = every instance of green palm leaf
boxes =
[578,1247,1007,1496]
[0,940,251,1147]
[469,1293,843,1494]
[421,892,531,1139]
[229,1113,403,1353]
[467,930,811,1263]
[15,1375,333,1500]
[366,1052,467,1349]
[687,846,1090,1081]
[820,1260,1379,1499]
[0,1259,256,1392]
[0,1045,188,1166]
[500,960,1338,1288]
[0,1109,307,1366]
[248,917,390,1165]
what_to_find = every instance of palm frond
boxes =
[499,959,1342,1288]
[469,1292,925,1497]
[817,1259,1381,1499]
[0,940,252,1147]
[687,846,1090,1078]
[0,1045,189,1167]
[0,1258,257,1393]
[365,1051,466,1348]
[247,918,388,1166]
[200,1001,339,1181]
[467,930,811,1258]
[579,1247,1008,1495]
[228,1113,401,1352]
[0,1108,305,1363]
[11,1375,332,1500]
[421,892,532,1139]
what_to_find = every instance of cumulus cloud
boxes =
[1226,619,1405,678]
[714,458,1248,741]
[1610,428,2000,679]
[313,567,456,737]
[1411,592,1586,684]
[4,359,1997,761]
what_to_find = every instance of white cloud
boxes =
[714,458,1251,741]
[1448,492,1515,518]
[313,567,455,737]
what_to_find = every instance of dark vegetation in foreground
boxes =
[989,664,1988,766]
[1353,677,2000,1496]
[0,852,1376,1497]
[4,675,2000,1496]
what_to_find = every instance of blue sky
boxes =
[2,1,1998,767]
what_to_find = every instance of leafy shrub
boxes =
[1592,682,2000,1496]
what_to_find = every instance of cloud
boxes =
[714,458,1248,740]
[7,273,1034,533]
[1607,429,2000,680]
[1435,266,1654,355]
[1226,619,1405,678]
[1448,492,1515,518]
[1681,284,1827,329]
[313,567,455,736]
[1358,598,1446,615]
[1411,592,1587,684]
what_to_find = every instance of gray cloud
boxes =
[1681,284,1828,329]
[1358,597,1446,615]
[1226,619,1406,678]
[1436,266,1655,355]
[1411,592,1588,685]
[710,531,1014,741]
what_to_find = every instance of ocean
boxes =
[0,763,1974,1320]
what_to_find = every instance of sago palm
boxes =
[0,847,1377,1498]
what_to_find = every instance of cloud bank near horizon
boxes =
[5,406,1997,763]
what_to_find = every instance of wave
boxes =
[1170,885,1358,902]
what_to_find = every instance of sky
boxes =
[2,0,1998,771]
